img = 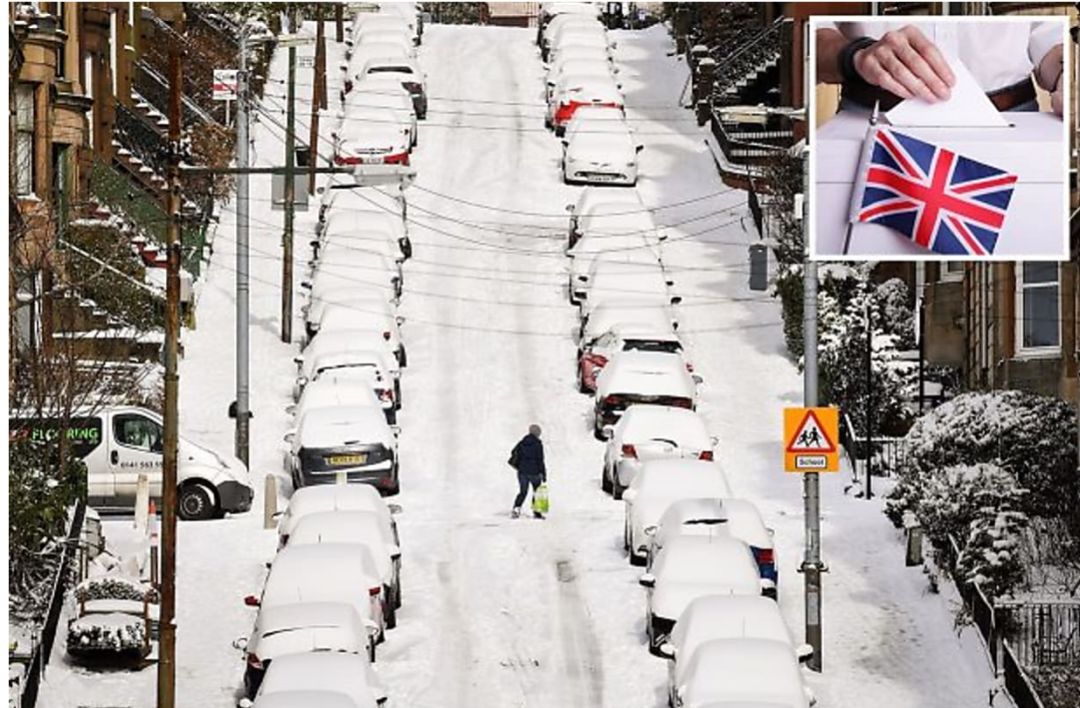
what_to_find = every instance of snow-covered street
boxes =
[40,20,1012,708]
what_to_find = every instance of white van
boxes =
[10,406,253,520]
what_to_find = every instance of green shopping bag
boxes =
[532,483,550,515]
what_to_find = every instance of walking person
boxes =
[509,424,546,519]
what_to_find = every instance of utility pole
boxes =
[917,296,925,415]
[157,44,181,708]
[335,2,344,43]
[864,296,873,499]
[281,5,297,343]
[235,37,251,467]
[799,18,823,674]
[309,4,325,196]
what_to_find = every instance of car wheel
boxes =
[385,409,397,425]
[398,346,408,368]
[394,581,403,610]
[630,548,647,567]
[368,641,377,663]
[593,419,606,441]
[648,617,664,656]
[601,464,613,493]
[394,381,403,409]
[178,483,216,521]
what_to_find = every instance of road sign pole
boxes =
[235,39,251,468]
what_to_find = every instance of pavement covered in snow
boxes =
[39,22,1011,708]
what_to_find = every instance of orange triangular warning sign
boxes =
[785,410,837,453]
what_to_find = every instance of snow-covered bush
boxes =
[1030,666,1080,708]
[897,390,1078,521]
[957,507,1028,598]
[74,575,158,604]
[874,278,915,350]
[67,613,146,655]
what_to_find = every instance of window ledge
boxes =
[1012,348,1062,361]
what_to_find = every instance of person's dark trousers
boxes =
[514,472,542,509]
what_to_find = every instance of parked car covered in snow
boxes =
[645,497,777,583]
[672,638,815,708]
[301,284,397,340]
[600,405,712,497]
[289,376,383,423]
[593,350,698,438]
[292,350,396,420]
[580,323,685,394]
[660,595,813,706]
[546,59,620,103]
[243,652,386,708]
[10,407,253,521]
[566,186,645,250]
[549,82,623,136]
[298,330,402,404]
[234,602,375,697]
[349,79,418,147]
[318,304,406,368]
[247,543,386,645]
[638,535,773,653]
[578,300,679,348]
[284,405,400,494]
[331,106,411,167]
[622,458,733,566]
[562,126,641,186]
[358,56,427,118]
[277,484,399,550]
[288,511,403,628]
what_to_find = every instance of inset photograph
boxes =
[809,16,1069,260]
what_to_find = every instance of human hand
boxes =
[853,25,956,103]
[1052,84,1063,117]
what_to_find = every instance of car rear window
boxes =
[368,66,413,75]
[623,339,681,354]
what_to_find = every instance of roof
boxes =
[309,350,388,381]
[654,535,758,579]
[672,595,791,653]
[583,303,674,343]
[289,511,388,548]
[282,485,389,535]
[297,405,393,448]
[296,378,382,418]
[253,601,362,633]
[252,691,365,708]
[634,459,732,497]
[263,544,380,607]
[618,405,708,442]
[258,652,379,704]
[596,351,693,398]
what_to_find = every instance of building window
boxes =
[15,83,36,196]
[1017,263,1060,352]
[940,261,964,282]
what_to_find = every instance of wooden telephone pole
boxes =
[157,44,181,708]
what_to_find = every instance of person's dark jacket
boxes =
[510,434,546,480]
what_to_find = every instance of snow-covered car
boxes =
[319,304,407,368]
[547,43,612,71]
[234,602,374,698]
[564,105,630,144]
[356,11,418,47]
[277,484,399,550]
[550,82,623,136]
[566,187,645,250]
[579,300,679,348]
[548,71,619,116]
[672,638,815,708]
[546,59,619,103]
[646,497,777,584]
[297,330,402,403]
[579,257,671,314]
[11,407,253,521]
[244,652,386,708]
[311,243,403,296]
[356,28,415,58]
[600,405,712,497]
[288,511,403,627]
[284,405,400,495]
[292,349,396,420]
[593,350,698,438]
[289,375,383,423]
[248,691,366,708]
[359,57,427,118]
[568,207,659,303]
[661,595,813,706]
[638,535,773,654]
[348,41,408,72]
[302,284,397,340]
[317,187,410,261]
[549,30,615,67]
[349,79,418,147]
[562,121,641,186]
[331,110,411,167]
[622,458,733,566]
[246,543,386,645]
[540,11,603,60]
[580,323,684,394]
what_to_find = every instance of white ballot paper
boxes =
[885,51,1009,128]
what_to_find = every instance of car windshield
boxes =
[262,624,341,639]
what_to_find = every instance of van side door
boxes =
[107,411,165,507]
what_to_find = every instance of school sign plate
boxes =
[783,407,839,473]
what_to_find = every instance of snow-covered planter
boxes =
[66,613,147,656]
[74,575,158,604]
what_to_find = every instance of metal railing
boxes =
[13,500,86,708]
[114,102,169,177]
[133,60,215,129]
[1003,641,1049,708]
[998,599,1080,668]
[710,18,783,105]
[88,159,206,277]
[839,412,908,477]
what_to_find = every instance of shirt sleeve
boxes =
[1028,21,1064,67]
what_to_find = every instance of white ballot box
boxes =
[812,110,1066,260]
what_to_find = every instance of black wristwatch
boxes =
[839,36,877,83]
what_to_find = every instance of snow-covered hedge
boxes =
[895,390,1078,520]
[67,613,146,654]
[74,575,158,604]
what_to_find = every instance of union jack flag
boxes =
[856,128,1017,256]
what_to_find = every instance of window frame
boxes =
[1014,262,1061,356]
[14,83,36,196]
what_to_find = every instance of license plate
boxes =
[366,155,384,164]
[327,454,366,466]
